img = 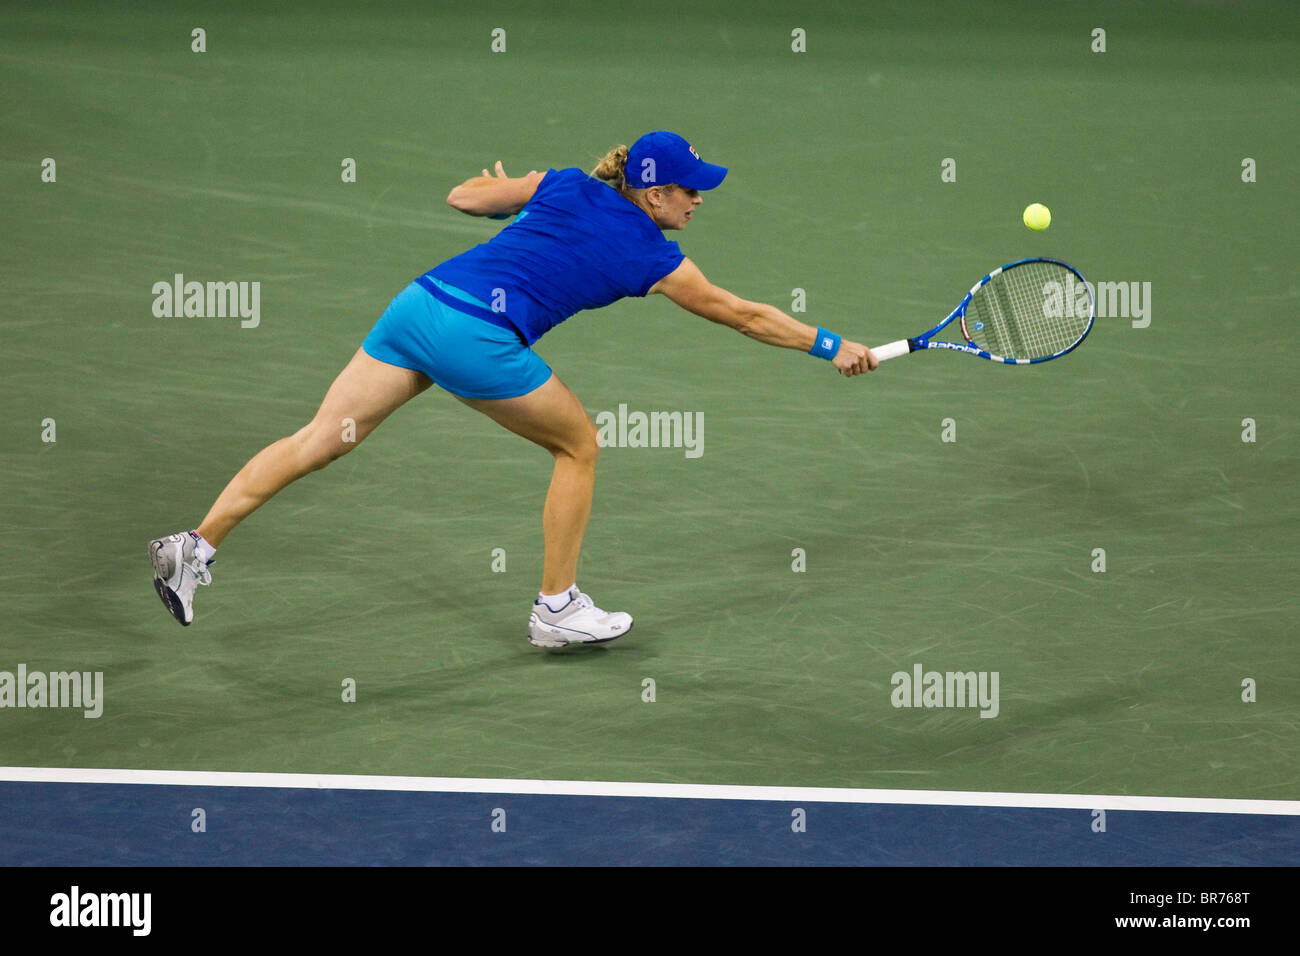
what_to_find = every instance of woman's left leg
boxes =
[151,348,431,626]
[197,348,432,546]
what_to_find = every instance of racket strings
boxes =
[966,262,1090,360]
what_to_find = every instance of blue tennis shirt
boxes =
[426,168,686,345]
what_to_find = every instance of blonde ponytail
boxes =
[592,144,630,193]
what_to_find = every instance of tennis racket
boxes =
[872,257,1095,365]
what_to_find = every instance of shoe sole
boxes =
[150,540,191,626]
[528,620,633,650]
[153,577,191,626]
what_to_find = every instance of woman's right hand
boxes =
[832,340,879,376]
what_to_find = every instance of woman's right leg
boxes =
[456,373,631,647]
[453,374,599,596]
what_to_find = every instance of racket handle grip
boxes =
[871,339,911,362]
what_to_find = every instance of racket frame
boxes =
[874,257,1095,365]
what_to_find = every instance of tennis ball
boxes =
[1023,203,1051,231]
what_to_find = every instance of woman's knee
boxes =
[292,418,358,472]
[554,418,600,466]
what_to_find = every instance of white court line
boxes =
[1,766,1297,816]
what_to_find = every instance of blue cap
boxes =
[625,131,728,191]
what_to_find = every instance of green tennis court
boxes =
[2,0,1296,809]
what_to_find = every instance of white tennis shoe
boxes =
[528,587,632,648]
[149,532,212,626]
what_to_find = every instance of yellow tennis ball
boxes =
[1023,203,1051,230]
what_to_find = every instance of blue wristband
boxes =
[809,328,841,360]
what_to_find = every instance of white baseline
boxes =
[0,766,1296,816]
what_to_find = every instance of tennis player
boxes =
[150,131,878,648]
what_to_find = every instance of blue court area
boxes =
[3,781,1296,866]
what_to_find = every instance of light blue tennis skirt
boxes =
[362,278,552,400]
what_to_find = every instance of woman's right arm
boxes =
[650,258,878,376]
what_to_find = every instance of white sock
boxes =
[538,585,576,612]
[190,531,217,565]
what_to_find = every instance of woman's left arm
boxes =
[446,162,545,217]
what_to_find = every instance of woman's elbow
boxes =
[446,186,472,212]
[730,303,763,337]
[447,181,489,214]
